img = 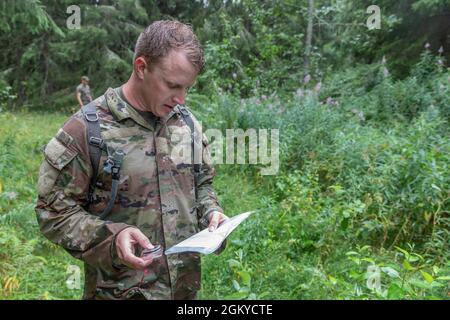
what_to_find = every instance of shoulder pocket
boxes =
[44,137,78,170]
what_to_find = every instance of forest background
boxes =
[0,0,449,299]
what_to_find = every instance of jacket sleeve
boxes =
[35,115,130,274]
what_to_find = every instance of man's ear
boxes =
[134,57,148,80]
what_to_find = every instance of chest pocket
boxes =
[94,127,154,194]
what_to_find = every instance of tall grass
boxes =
[0,111,84,299]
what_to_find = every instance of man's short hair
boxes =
[81,76,89,81]
[134,20,205,73]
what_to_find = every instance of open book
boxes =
[165,211,254,255]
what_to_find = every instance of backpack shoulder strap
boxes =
[179,106,202,203]
[179,106,201,175]
[81,101,104,206]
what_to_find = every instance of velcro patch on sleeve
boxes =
[44,137,78,170]
[56,128,74,146]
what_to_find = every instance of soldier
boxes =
[35,20,228,300]
[76,76,93,107]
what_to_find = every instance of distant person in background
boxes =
[76,76,93,107]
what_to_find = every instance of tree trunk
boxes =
[303,0,314,75]
[41,33,50,98]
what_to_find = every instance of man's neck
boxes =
[122,75,148,112]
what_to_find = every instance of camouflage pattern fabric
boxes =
[35,87,224,300]
[76,83,93,105]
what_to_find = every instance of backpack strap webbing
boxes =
[179,106,201,198]
[81,101,104,208]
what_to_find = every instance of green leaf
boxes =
[328,275,337,285]
[34,256,48,264]
[227,259,241,269]
[381,267,400,278]
[402,260,414,271]
[247,293,257,300]
[361,258,375,264]
[395,246,410,258]
[348,257,361,265]
[436,276,450,281]
[421,271,434,284]
[431,184,441,192]
[387,283,404,299]
[232,279,240,291]
[409,279,431,290]
[238,271,251,287]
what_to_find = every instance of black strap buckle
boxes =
[111,166,120,180]
[89,136,104,148]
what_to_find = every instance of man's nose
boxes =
[172,91,186,106]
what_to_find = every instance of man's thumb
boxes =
[208,213,219,232]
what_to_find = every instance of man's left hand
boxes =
[208,211,229,232]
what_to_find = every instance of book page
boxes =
[164,211,254,255]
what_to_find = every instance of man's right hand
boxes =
[115,227,155,270]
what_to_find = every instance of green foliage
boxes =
[200,57,448,300]
[0,82,17,112]
[0,0,448,301]
[0,111,83,299]
[329,245,450,299]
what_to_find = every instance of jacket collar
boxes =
[104,87,181,130]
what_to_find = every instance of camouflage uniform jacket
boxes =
[35,87,224,299]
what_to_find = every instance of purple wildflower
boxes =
[303,74,311,84]
[314,82,322,92]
